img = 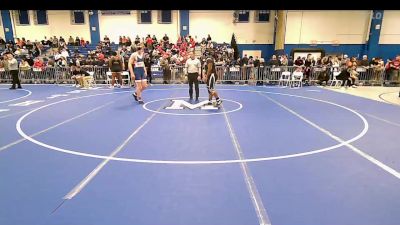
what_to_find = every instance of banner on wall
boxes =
[242,50,262,58]
[290,48,326,60]
[101,11,131,15]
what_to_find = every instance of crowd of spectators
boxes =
[1,34,399,86]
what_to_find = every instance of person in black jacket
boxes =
[144,53,152,84]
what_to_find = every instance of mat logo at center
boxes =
[165,100,218,110]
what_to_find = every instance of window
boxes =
[71,10,85,24]
[15,10,30,25]
[158,10,172,24]
[238,10,250,22]
[255,10,270,22]
[138,10,152,24]
[34,10,48,25]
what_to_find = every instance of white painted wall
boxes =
[189,10,275,44]
[379,11,400,44]
[0,25,5,40]
[99,10,179,43]
[11,10,91,42]
[285,10,371,44]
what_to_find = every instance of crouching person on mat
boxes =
[129,46,148,104]
[203,58,222,106]
[71,66,91,88]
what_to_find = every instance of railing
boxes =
[0,65,398,86]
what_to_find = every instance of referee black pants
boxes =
[188,72,199,99]
[11,70,21,88]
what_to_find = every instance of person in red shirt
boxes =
[388,55,400,82]
[97,52,105,61]
[146,35,153,49]
[33,58,44,70]
[80,37,85,47]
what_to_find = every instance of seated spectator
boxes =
[206,40,213,49]
[80,37,86,47]
[75,36,80,46]
[126,37,132,47]
[52,36,58,48]
[104,35,110,44]
[14,47,22,56]
[207,34,212,42]
[33,58,45,70]
[294,56,304,66]
[280,55,288,66]
[68,36,74,45]
[56,56,68,67]
[163,34,169,43]
[1,37,7,45]
[19,58,31,70]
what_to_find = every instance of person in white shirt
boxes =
[185,52,201,101]
[61,49,69,59]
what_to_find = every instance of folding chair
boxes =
[290,71,303,88]
[278,71,291,87]
[330,71,343,87]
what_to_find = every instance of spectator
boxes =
[19,58,31,70]
[33,58,44,70]
[0,37,6,45]
[134,35,140,45]
[52,36,58,48]
[75,36,80,46]
[119,36,123,46]
[152,35,157,45]
[163,34,169,43]
[371,57,384,82]
[207,34,212,42]
[104,35,110,44]
[348,57,359,87]
[61,48,69,59]
[316,66,330,86]
[303,54,315,84]
[387,55,400,82]
[160,54,171,84]
[146,35,153,49]
[358,55,369,67]
[268,55,280,67]
[31,44,40,58]
[80,37,86,47]
[287,56,294,66]
[294,56,304,66]
[25,55,34,67]
[144,53,152,84]
[254,56,260,68]
[280,55,288,66]
[68,36,74,45]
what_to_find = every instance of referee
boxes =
[185,52,201,101]
[6,52,22,89]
